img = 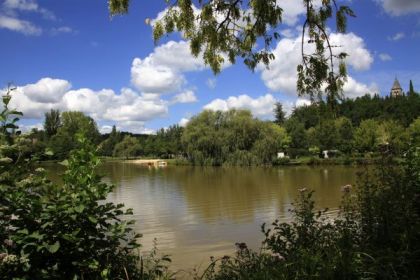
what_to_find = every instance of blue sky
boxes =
[1,0,419,133]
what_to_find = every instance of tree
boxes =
[408,117,420,146]
[252,123,290,165]
[109,0,355,102]
[273,102,286,126]
[49,112,101,159]
[113,135,141,159]
[354,119,380,153]
[315,120,339,151]
[335,116,353,154]
[99,125,122,157]
[182,109,290,165]
[44,109,61,138]
[290,103,321,129]
[378,120,409,154]
[409,80,415,96]
[285,118,308,151]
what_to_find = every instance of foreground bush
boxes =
[0,90,172,279]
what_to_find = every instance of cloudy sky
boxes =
[1,0,420,133]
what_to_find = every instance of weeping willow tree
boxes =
[108,0,354,106]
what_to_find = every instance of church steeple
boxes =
[390,77,403,97]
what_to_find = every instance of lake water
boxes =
[45,162,361,271]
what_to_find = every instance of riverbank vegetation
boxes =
[23,90,420,166]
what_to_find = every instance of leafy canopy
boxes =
[109,0,355,102]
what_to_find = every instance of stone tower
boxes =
[390,77,403,97]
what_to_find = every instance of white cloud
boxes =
[379,53,392,61]
[6,78,168,132]
[101,94,167,123]
[3,0,56,20]
[0,14,41,35]
[178,118,190,127]
[115,121,156,134]
[342,77,379,98]
[3,0,38,12]
[329,33,373,71]
[130,41,206,94]
[203,94,277,118]
[23,78,71,103]
[131,58,183,93]
[376,0,420,16]
[388,32,405,41]
[50,26,75,35]
[0,0,59,35]
[150,40,206,72]
[171,90,197,104]
[258,32,373,96]
[277,0,305,26]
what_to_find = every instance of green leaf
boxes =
[45,148,54,156]
[47,241,60,253]
[88,216,98,223]
[29,231,43,240]
[74,204,85,213]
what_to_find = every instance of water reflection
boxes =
[44,162,360,270]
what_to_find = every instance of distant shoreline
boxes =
[96,156,394,167]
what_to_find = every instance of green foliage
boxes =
[335,117,353,154]
[409,80,414,96]
[99,125,122,157]
[285,118,308,151]
[1,137,142,278]
[292,107,318,130]
[113,135,142,159]
[182,109,290,166]
[408,117,420,146]
[354,119,380,153]
[0,86,22,144]
[50,111,101,159]
[315,119,339,151]
[43,109,61,138]
[339,93,420,127]
[377,120,409,154]
[273,102,285,126]
[0,93,171,279]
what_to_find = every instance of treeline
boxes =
[25,91,420,164]
[279,92,420,157]
[26,110,183,160]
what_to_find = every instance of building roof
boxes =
[392,78,402,90]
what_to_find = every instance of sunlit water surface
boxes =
[44,162,361,271]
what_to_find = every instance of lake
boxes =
[44,162,361,271]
